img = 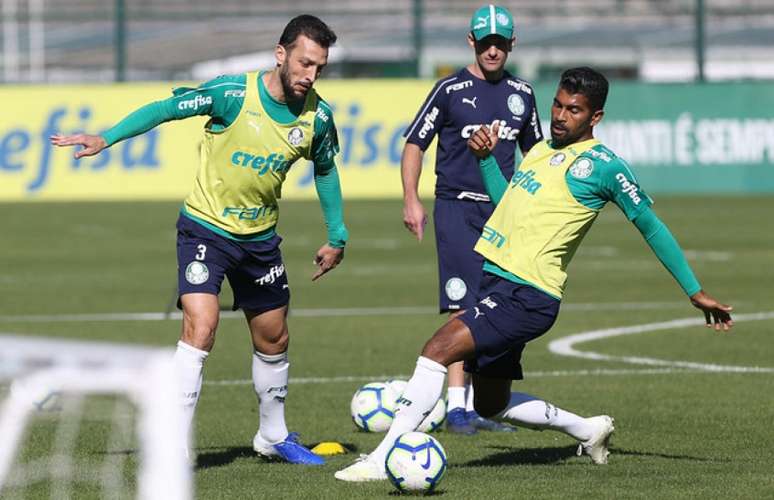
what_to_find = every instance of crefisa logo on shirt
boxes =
[511,169,543,195]
[461,120,519,141]
[616,173,642,205]
[288,127,304,146]
[418,106,440,139]
[177,95,212,111]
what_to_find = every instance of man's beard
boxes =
[551,133,573,149]
[279,65,306,102]
[550,121,580,149]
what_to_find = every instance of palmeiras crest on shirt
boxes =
[549,152,566,166]
[569,157,594,178]
[288,127,304,146]
[507,94,525,116]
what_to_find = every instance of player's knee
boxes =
[420,319,474,366]
[471,375,510,417]
[266,330,289,353]
[181,322,217,351]
[473,394,508,418]
[420,337,452,366]
[252,324,289,355]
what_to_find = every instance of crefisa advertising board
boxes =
[1,81,773,202]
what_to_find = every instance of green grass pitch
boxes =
[1,196,773,499]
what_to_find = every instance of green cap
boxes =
[470,4,514,41]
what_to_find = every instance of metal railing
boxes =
[2,0,774,82]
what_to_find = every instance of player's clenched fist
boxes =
[467,122,501,159]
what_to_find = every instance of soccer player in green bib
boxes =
[336,67,732,481]
[51,15,346,465]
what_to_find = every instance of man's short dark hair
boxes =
[278,15,337,49]
[559,67,609,112]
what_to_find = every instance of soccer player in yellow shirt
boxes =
[336,66,732,481]
[52,15,346,465]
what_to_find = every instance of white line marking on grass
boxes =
[204,365,770,387]
[683,250,733,262]
[0,302,708,323]
[548,311,774,373]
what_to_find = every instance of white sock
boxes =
[252,350,289,444]
[447,386,465,411]
[173,341,209,448]
[496,392,592,441]
[464,381,476,413]
[371,356,447,465]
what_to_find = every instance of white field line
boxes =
[2,313,770,389]
[0,301,701,323]
[548,311,774,373]
[204,366,769,387]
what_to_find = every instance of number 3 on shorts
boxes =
[195,244,207,261]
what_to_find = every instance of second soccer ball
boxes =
[350,382,398,432]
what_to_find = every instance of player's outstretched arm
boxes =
[312,244,344,281]
[689,290,734,331]
[50,134,107,159]
[401,143,427,241]
[631,208,733,331]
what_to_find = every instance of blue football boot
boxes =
[445,407,477,435]
[253,432,325,465]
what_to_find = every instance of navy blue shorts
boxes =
[459,273,560,380]
[434,198,494,313]
[176,215,289,313]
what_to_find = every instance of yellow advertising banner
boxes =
[0,81,438,201]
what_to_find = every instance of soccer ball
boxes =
[385,378,408,395]
[385,379,446,432]
[385,432,447,494]
[350,382,397,432]
[418,398,446,433]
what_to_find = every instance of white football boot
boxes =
[576,415,615,464]
[334,454,387,482]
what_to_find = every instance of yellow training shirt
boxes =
[183,71,317,234]
[475,139,601,298]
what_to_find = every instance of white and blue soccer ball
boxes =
[418,398,446,433]
[350,382,398,432]
[385,378,408,396]
[385,431,448,494]
[385,379,446,432]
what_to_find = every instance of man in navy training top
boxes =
[401,4,542,434]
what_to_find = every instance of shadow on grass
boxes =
[195,442,359,470]
[612,448,720,462]
[462,445,578,467]
[461,445,716,467]
[388,490,446,497]
[196,446,254,469]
